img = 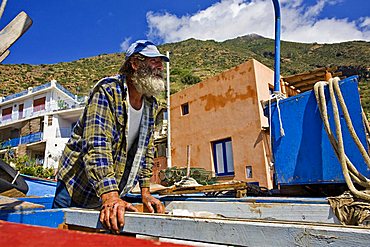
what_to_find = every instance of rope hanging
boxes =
[268,93,286,138]
[314,77,370,201]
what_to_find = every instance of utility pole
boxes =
[166,51,172,168]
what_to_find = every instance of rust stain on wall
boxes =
[196,145,201,153]
[200,85,257,111]
[171,147,176,158]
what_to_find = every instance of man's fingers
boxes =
[110,204,120,233]
[100,200,138,233]
[104,208,111,230]
[146,202,154,213]
[154,201,165,214]
[99,210,107,228]
[126,202,139,212]
[117,205,126,228]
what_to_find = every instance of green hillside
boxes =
[0,35,369,112]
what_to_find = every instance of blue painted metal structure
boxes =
[267,76,370,185]
[0,208,65,228]
[272,0,281,93]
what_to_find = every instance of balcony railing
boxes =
[0,83,52,104]
[0,81,87,106]
[0,132,43,149]
[2,114,12,121]
[33,104,46,112]
[32,82,51,93]
[0,101,85,126]
[1,89,28,102]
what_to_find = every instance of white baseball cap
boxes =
[125,40,169,62]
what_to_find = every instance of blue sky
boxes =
[1,0,369,65]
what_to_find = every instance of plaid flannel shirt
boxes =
[57,75,156,208]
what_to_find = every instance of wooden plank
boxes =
[0,49,9,63]
[160,196,330,204]
[166,201,339,224]
[297,72,345,92]
[284,67,337,82]
[285,70,343,87]
[0,11,32,55]
[64,208,370,247]
[158,182,247,196]
[285,73,324,84]
[0,187,26,197]
[286,75,326,87]
[0,195,44,211]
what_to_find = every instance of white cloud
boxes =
[146,0,370,44]
[360,17,370,29]
[120,37,132,52]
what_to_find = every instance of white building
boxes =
[0,80,85,169]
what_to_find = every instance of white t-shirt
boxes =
[127,99,143,151]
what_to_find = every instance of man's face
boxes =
[131,56,166,97]
[145,57,164,78]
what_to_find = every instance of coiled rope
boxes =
[314,77,370,201]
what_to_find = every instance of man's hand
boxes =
[141,187,164,213]
[99,191,138,234]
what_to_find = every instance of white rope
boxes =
[269,93,286,138]
[11,171,20,184]
[276,97,285,137]
[267,92,286,167]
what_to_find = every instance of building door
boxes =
[212,138,234,176]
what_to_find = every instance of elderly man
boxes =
[52,40,168,233]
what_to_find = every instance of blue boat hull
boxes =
[21,175,56,197]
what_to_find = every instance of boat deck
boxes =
[1,195,370,246]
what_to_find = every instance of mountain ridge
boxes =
[0,35,369,112]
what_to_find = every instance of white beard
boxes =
[131,68,165,97]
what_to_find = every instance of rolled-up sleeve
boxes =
[83,87,118,196]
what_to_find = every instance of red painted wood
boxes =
[0,220,188,247]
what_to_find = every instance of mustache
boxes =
[147,68,163,79]
[136,64,164,79]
